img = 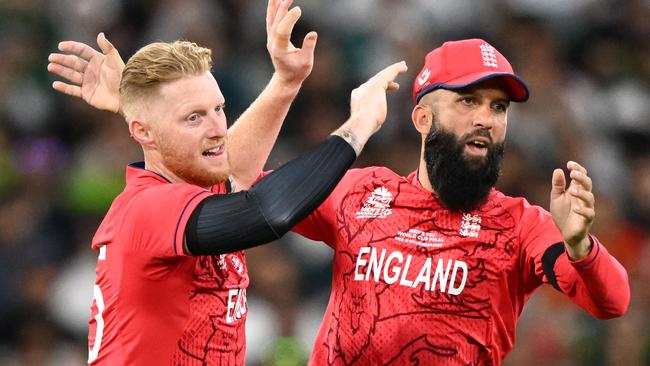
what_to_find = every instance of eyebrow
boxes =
[179,100,226,116]
[453,88,510,104]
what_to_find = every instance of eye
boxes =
[493,102,509,113]
[492,103,508,112]
[215,104,226,113]
[187,113,201,123]
[460,96,475,106]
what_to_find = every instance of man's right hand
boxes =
[332,61,408,156]
[266,0,317,87]
[48,32,124,113]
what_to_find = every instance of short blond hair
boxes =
[120,41,213,119]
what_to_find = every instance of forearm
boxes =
[226,74,302,189]
[557,236,630,319]
[185,135,355,255]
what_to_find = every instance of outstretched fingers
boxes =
[57,40,100,62]
[568,162,593,192]
[96,32,116,55]
[266,0,281,36]
[51,81,81,98]
[550,168,566,198]
[569,188,595,218]
[274,5,301,50]
[48,53,88,74]
[269,0,293,45]
[567,161,595,220]
[373,61,408,89]
[47,61,84,85]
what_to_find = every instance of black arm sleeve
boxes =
[185,135,355,255]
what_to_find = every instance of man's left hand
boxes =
[550,161,595,260]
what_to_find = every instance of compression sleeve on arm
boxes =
[185,135,355,255]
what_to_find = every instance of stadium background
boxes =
[0,0,648,364]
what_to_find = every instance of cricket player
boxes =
[49,1,408,364]
[49,18,630,366]
[293,39,630,365]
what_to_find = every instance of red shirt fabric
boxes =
[88,163,249,365]
[294,167,629,365]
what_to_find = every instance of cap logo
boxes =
[479,43,498,68]
[417,68,431,85]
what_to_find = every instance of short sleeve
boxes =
[127,183,212,258]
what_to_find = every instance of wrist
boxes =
[565,235,592,261]
[332,115,375,157]
[268,73,303,97]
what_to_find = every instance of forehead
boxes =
[450,78,510,99]
[158,72,224,106]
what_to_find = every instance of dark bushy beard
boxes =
[424,122,504,212]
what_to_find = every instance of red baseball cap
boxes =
[413,38,529,103]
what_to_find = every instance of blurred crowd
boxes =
[0,0,649,365]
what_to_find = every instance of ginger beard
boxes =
[424,119,504,212]
[157,131,230,187]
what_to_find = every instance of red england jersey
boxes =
[294,167,629,365]
[88,163,249,365]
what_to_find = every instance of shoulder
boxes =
[490,190,552,225]
[342,166,405,184]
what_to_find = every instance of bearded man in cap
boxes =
[292,38,630,365]
[50,36,629,365]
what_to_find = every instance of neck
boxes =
[417,156,434,193]
[143,156,179,183]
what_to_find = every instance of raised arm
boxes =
[184,61,408,255]
[47,1,316,189]
[226,0,318,189]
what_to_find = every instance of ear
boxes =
[411,104,433,135]
[129,119,156,147]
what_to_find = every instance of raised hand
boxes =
[266,0,317,85]
[332,61,407,156]
[48,32,124,113]
[550,161,595,259]
[350,61,408,133]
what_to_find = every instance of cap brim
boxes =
[416,72,529,103]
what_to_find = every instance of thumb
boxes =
[301,31,318,55]
[386,81,400,91]
[550,168,566,198]
[97,32,116,55]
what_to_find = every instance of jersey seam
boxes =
[173,191,212,256]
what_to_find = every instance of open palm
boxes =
[48,32,124,113]
[549,161,595,249]
[266,0,317,85]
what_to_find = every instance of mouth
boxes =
[202,144,225,159]
[464,137,490,156]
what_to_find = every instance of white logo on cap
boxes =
[418,68,431,85]
[479,44,498,68]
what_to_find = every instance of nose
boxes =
[472,104,495,130]
[206,110,227,138]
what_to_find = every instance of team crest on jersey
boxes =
[459,213,481,238]
[355,186,393,219]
